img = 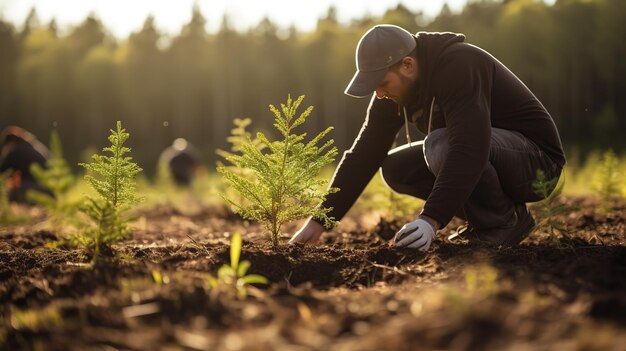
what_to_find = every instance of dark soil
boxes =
[1,196,625,351]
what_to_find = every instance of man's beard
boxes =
[395,74,419,106]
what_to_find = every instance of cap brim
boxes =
[344,68,388,98]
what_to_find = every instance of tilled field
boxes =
[1,196,625,350]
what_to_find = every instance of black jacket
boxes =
[316,32,566,228]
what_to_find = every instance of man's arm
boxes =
[291,96,403,244]
[421,48,493,228]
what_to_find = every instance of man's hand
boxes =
[289,218,325,245]
[394,217,436,251]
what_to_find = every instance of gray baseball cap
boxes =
[345,25,417,98]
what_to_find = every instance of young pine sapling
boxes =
[593,149,623,213]
[75,121,142,264]
[218,95,338,246]
[0,171,31,225]
[216,118,264,209]
[531,169,577,245]
[28,130,77,231]
[216,118,263,161]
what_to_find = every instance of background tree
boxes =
[1,0,624,175]
[0,20,19,122]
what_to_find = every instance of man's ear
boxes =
[400,56,417,73]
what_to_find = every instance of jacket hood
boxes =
[410,32,466,108]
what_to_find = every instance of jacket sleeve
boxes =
[313,95,403,229]
[421,50,493,227]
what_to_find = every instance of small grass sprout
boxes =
[207,232,268,299]
[10,305,63,332]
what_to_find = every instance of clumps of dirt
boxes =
[1,196,625,350]
[372,216,403,241]
[0,230,58,249]
[128,240,426,289]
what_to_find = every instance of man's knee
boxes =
[424,128,448,176]
[380,153,405,193]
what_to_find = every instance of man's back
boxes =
[432,42,566,167]
[413,38,565,168]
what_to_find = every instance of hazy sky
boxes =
[0,0,473,38]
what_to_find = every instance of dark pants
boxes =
[380,128,562,229]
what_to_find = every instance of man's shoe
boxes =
[460,203,535,246]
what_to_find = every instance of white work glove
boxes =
[394,217,436,251]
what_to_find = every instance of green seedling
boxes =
[151,270,170,285]
[10,305,63,332]
[0,170,12,224]
[74,121,142,265]
[216,118,265,209]
[531,169,577,245]
[27,130,78,232]
[216,117,263,160]
[388,190,421,219]
[207,232,268,299]
[443,265,500,319]
[593,149,622,213]
[0,170,31,225]
[218,95,338,246]
[464,264,499,297]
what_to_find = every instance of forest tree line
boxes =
[0,0,624,174]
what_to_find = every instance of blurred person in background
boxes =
[0,126,52,203]
[291,25,566,251]
[158,138,203,187]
